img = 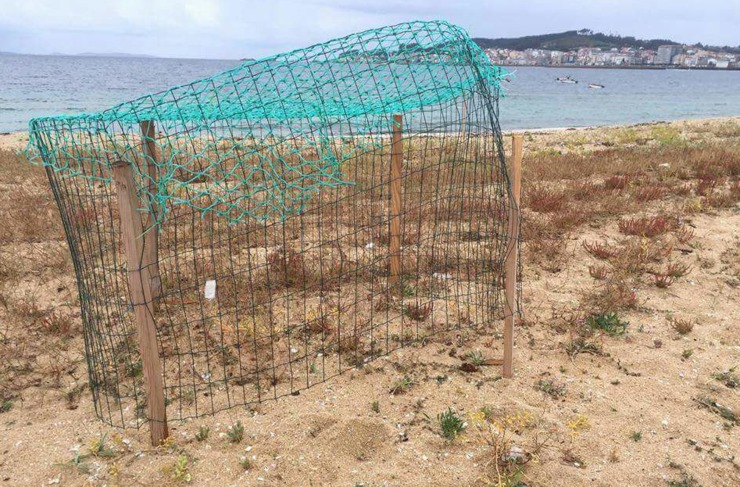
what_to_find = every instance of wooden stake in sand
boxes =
[389,114,403,287]
[112,160,169,445]
[139,121,162,304]
[503,134,523,378]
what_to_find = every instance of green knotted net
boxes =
[25,20,517,428]
[27,19,506,224]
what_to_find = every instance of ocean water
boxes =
[1,53,739,133]
[501,66,740,129]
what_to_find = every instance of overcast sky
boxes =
[1,0,738,59]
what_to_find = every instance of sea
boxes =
[1,53,739,133]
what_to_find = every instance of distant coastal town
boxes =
[484,45,739,70]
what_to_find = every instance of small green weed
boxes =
[587,312,628,336]
[226,421,244,443]
[0,400,12,413]
[565,337,603,358]
[630,431,642,442]
[88,433,117,458]
[465,350,486,367]
[535,378,566,398]
[666,472,700,487]
[437,408,466,440]
[167,455,192,484]
[371,400,380,414]
[389,376,414,395]
[480,405,494,421]
[695,397,738,425]
[712,368,738,389]
[195,425,210,442]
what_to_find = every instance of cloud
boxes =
[0,0,737,58]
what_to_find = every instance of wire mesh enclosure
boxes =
[26,20,519,440]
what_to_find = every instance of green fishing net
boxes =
[25,20,516,428]
[27,20,506,224]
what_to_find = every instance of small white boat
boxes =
[588,83,605,89]
[556,75,578,84]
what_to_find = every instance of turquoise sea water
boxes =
[1,54,739,133]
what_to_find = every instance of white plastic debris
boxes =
[365,242,375,250]
[432,272,452,280]
[502,445,531,465]
[204,280,216,300]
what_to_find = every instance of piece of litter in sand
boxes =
[48,475,61,485]
[502,445,531,465]
[433,272,452,280]
[204,280,216,300]
[365,242,375,250]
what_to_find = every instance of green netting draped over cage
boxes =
[26,19,519,430]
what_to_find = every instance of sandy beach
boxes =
[1,117,738,486]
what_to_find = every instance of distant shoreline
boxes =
[499,64,740,71]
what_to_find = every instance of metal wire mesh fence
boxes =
[26,20,518,439]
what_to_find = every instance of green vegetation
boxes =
[535,378,567,398]
[666,472,700,487]
[389,376,414,395]
[712,369,738,389]
[474,29,684,52]
[195,425,210,442]
[437,408,467,440]
[695,397,738,425]
[226,421,244,443]
[464,350,486,367]
[167,455,192,484]
[586,312,629,336]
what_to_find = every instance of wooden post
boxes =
[503,134,523,379]
[112,160,169,445]
[139,120,162,303]
[389,114,403,286]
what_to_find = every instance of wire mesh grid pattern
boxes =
[26,20,518,429]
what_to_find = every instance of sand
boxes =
[0,117,738,487]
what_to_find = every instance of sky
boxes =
[1,0,738,59]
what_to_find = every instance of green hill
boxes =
[472,29,740,54]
